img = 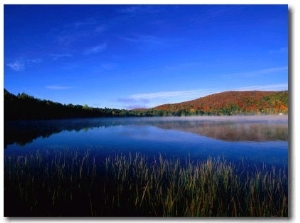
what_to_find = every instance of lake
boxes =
[5,115,288,167]
[4,115,289,216]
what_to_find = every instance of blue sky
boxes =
[4,5,288,109]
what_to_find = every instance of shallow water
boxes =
[4,116,288,168]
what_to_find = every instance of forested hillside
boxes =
[4,89,288,120]
[140,91,288,116]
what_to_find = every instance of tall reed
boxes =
[4,149,288,217]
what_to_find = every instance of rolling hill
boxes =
[146,90,288,116]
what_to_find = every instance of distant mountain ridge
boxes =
[4,89,288,120]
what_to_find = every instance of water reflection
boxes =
[153,122,288,142]
[4,116,288,149]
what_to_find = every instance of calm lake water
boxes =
[4,116,288,168]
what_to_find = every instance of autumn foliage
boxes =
[149,91,288,116]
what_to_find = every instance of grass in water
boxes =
[4,149,288,217]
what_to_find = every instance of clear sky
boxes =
[4,4,288,109]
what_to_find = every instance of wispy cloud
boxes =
[6,57,44,71]
[119,34,170,51]
[130,84,288,101]
[83,43,107,55]
[118,98,149,104]
[115,87,225,109]
[222,66,288,78]
[130,89,215,100]
[238,66,288,77]
[6,59,25,71]
[101,63,116,70]
[49,53,72,60]
[54,18,106,46]
[119,6,140,14]
[94,25,106,33]
[72,18,106,34]
[190,5,245,26]
[121,35,163,45]
[127,84,287,101]
[27,58,43,64]
[117,97,150,110]
[165,62,202,70]
[235,84,288,91]
[243,67,287,77]
[118,5,161,14]
[269,47,288,54]
[46,85,72,90]
[72,18,97,29]
[116,89,216,109]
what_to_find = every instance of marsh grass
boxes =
[4,149,288,217]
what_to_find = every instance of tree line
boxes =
[4,89,288,121]
[4,89,135,120]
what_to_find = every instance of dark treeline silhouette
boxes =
[4,89,288,121]
[4,89,138,120]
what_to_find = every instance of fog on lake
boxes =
[4,115,288,168]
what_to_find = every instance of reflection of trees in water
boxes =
[153,121,288,142]
[4,119,108,148]
[4,118,288,149]
[5,118,144,148]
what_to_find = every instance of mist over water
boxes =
[136,115,288,123]
[4,115,288,168]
